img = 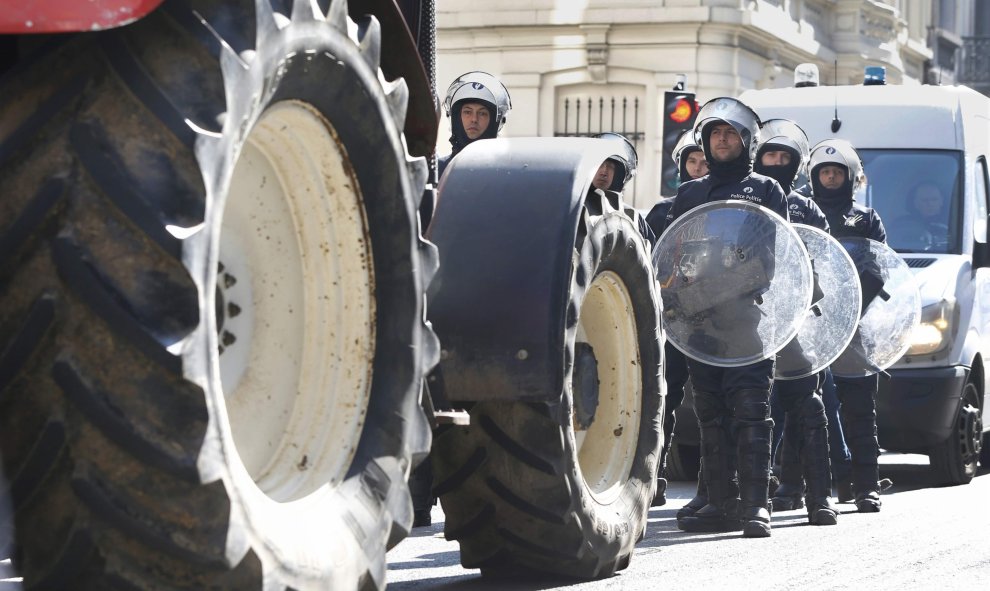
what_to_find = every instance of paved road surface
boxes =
[387,453,990,590]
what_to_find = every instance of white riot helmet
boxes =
[673,129,702,170]
[596,132,638,190]
[443,71,512,133]
[759,119,810,177]
[809,139,866,195]
[693,97,762,162]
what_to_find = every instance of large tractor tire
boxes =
[0,1,436,589]
[432,190,663,578]
[928,377,982,485]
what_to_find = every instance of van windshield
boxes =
[857,149,963,254]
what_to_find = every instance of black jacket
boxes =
[815,198,886,243]
[786,192,829,232]
[645,196,676,238]
[665,172,790,227]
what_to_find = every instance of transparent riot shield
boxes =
[830,237,921,378]
[774,225,862,380]
[653,200,813,367]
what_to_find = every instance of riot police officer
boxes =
[438,71,512,180]
[676,129,710,186]
[593,132,638,191]
[808,138,887,513]
[646,131,708,236]
[754,119,839,525]
[591,133,656,247]
[667,97,789,538]
[645,131,706,508]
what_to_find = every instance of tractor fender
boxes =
[0,0,164,33]
[426,136,631,403]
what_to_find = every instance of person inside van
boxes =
[895,181,949,250]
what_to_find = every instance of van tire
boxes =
[928,379,982,485]
[0,1,435,588]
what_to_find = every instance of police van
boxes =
[740,69,990,484]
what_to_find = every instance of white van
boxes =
[740,79,990,484]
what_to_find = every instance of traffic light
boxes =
[660,91,699,196]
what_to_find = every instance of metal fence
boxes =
[554,96,645,141]
[554,95,645,200]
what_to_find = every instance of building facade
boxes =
[436,0,936,208]
[928,0,990,95]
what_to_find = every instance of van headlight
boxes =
[906,299,956,356]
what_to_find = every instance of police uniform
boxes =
[668,98,787,538]
[776,190,854,507]
[769,193,840,523]
[755,120,840,525]
[810,139,887,513]
[646,196,675,238]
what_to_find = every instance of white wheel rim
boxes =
[217,100,375,503]
[574,271,642,505]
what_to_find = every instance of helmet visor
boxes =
[759,119,810,162]
[693,98,760,149]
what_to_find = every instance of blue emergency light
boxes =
[864,66,887,85]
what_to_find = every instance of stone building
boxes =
[435,1,938,208]
[928,1,990,95]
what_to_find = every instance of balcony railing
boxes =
[958,36,990,86]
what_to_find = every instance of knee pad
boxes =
[694,389,725,423]
[797,393,827,428]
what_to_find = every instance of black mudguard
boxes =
[426,137,632,402]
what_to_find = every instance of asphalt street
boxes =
[386,453,990,590]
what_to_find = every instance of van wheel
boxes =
[665,441,701,481]
[0,1,435,589]
[980,432,990,468]
[432,200,663,578]
[928,379,982,485]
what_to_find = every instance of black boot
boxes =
[800,395,837,525]
[853,468,882,513]
[837,376,882,513]
[652,473,668,507]
[676,465,708,519]
[409,456,434,527]
[679,417,741,533]
[735,389,773,538]
[771,413,805,511]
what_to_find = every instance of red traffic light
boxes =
[669,98,694,123]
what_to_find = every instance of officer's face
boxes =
[708,124,743,162]
[684,151,709,179]
[760,150,792,166]
[818,165,846,189]
[460,102,491,140]
[593,160,617,190]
